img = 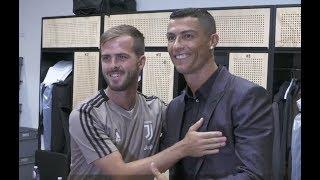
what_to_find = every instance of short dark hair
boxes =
[170,8,216,35]
[100,24,145,56]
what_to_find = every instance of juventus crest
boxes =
[143,121,154,151]
[144,121,153,141]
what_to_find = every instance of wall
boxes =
[19,0,73,128]
[19,0,301,128]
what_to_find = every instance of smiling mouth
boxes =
[110,73,120,78]
[108,71,122,79]
[175,54,188,59]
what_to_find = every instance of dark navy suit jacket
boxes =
[160,66,274,180]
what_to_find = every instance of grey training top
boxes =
[68,89,166,180]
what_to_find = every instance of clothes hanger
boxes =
[284,78,294,100]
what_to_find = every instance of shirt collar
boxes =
[185,65,222,100]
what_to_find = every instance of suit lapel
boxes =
[171,92,186,143]
[198,66,232,131]
[194,66,234,177]
[198,91,225,132]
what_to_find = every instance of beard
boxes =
[104,67,139,91]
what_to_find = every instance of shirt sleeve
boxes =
[69,105,118,164]
[161,101,168,125]
[159,101,172,152]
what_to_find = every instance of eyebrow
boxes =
[166,30,197,36]
[101,53,129,57]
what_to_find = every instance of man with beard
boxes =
[68,24,227,180]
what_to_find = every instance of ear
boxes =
[138,55,146,71]
[209,33,219,49]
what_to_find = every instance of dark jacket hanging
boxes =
[272,81,289,180]
[273,79,300,180]
[50,74,73,155]
[282,79,300,180]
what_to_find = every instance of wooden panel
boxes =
[42,16,100,48]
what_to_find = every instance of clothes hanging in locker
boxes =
[284,79,300,180]
[42,84,54,150]
[272,79,300,180]
[291,98,301,180]
[272,81,290,180]
[39,60,73,150]
[37,61,73,179]
[51,74,73,155]
[50,74,73,174]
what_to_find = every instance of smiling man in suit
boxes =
[155,8,274,180]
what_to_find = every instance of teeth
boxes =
[110,73,120,78]
[176,54,187,59]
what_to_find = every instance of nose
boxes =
[172,36,183,51]
[107,57,120,69]
[110,57,116,66]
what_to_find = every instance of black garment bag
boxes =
[73,0,136,15]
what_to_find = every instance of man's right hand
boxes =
[181,118,227,157]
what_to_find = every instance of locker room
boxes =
[19,0,301,180]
